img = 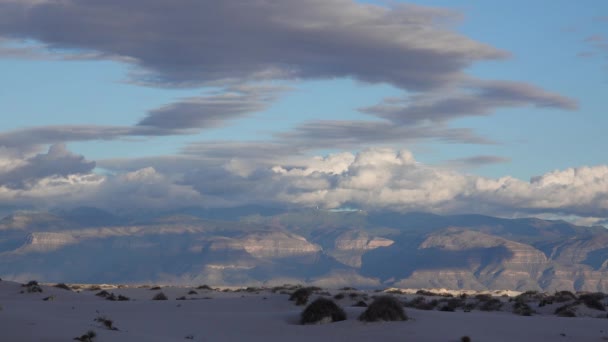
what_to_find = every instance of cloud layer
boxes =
[1,145,607,224]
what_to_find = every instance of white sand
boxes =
[1,281,607,342]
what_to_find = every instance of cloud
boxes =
[360,80,578,125]
[444,155,511,169]
[0,144,95,189]
[0,0,505,89]
[137,84,288,131]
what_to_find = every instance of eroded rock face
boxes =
[208,232,321,258]
[329,231,394,267]
[334,231,394,251]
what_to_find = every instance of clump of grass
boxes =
[188,290,198,295]
[73,330,96,341]
[300,298,346,325]
[196,284,212,290]
[95,290,110,298]
[359,296,407,322]
[289,287,313,306]
[22,280,43,293]
[513,301,535,316]
[117,294,130,301]
[153,292,168,300]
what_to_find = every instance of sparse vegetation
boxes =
[461,336,471,342]
[196,285,212,290]
[359,296,408,322]
[150,286,162,290]
[188,290,198,295]
[300,298,346,325]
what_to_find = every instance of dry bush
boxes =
[359,296,408,322]
[300,298,347,325]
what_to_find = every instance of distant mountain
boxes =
[1,208,608,291]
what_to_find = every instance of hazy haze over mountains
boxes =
[2,206,608,292]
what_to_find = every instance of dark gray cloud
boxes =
[361,80,578,125]
[0,85,287,148]
[0,0,505,89]
[275,119,494,151]
[137,84,287,130]
[0,143,95,189]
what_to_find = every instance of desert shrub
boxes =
[555,304,577,317]
[54,283,72,291]
[95,290,110,298]
[300,298,347,325]
[461,336,471,342]
[554,291,577,303]
[359,296,408,322]
[106,293,117,301]
[290,288,313,306]
[353,300,368,307]
[474,294,492,301]
[95,316,118,330]
[333,293,345,300]
[150,286,162,290]
[404,296,436,310]
[384,289,402,294]
[416,290,453,298]
[42,296,55,301]
[439,304,455,312]
[196,285,212,290]
[22,281,43,293]
[88,286,102,291]
[513,301,534,316]
[74,330,96,342]
[117,295,130,301]
[579,293,605,311]
[463,303,475,312]
[479,298,503,312]
[176,296,186,300]
[445,298,465,311]
[341,287,357,291]
[188,290,198,295]
[152,292,168,300]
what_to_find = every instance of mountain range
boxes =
[1,206,608,292]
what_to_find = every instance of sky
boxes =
[0,0,607,225]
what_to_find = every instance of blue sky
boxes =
[0,0,607,224]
